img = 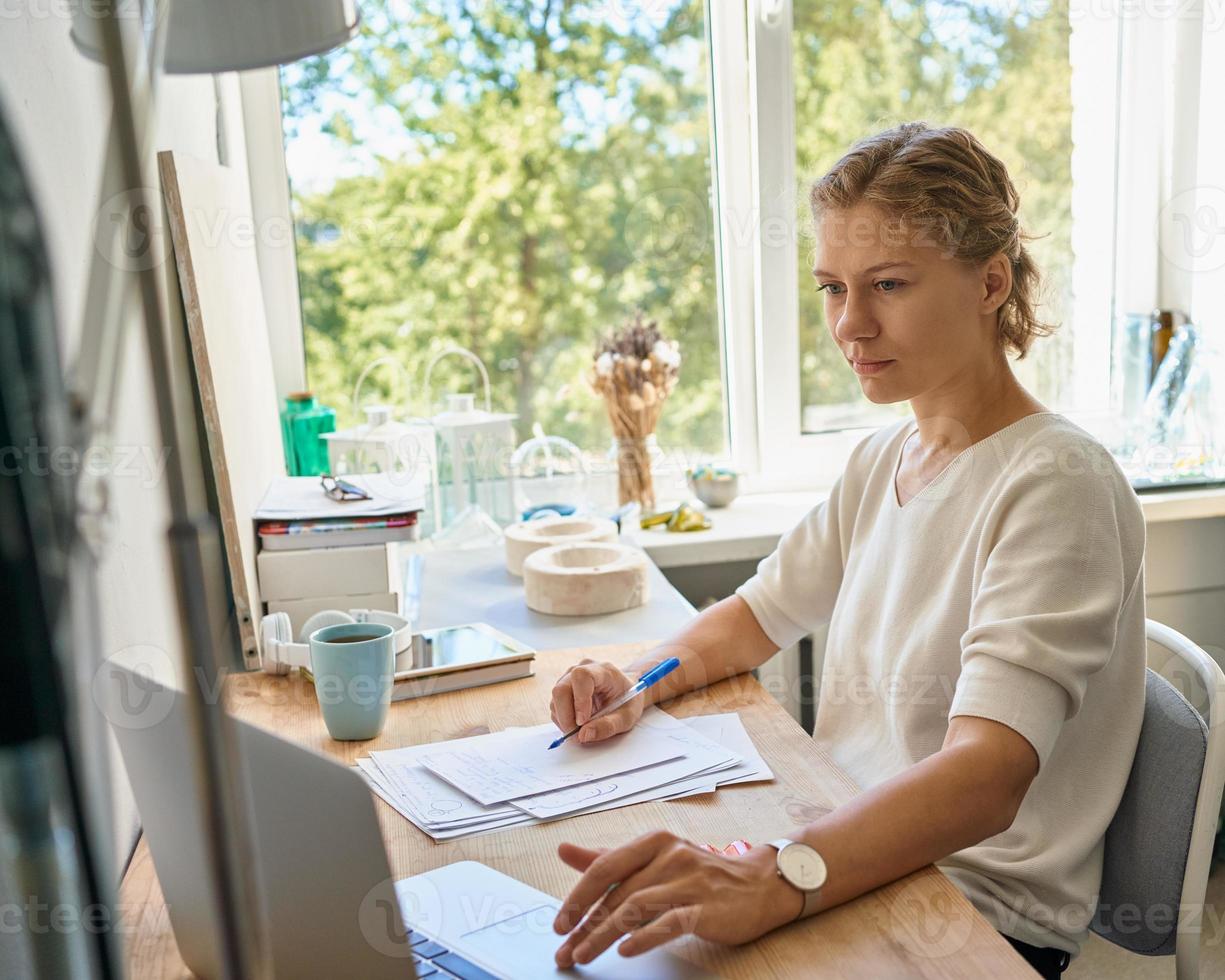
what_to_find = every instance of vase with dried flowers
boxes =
[590,311,682,511]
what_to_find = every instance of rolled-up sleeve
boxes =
[950,452,1142,772]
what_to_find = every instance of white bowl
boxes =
[687,473,739,508]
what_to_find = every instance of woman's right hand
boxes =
[550,659,644,744]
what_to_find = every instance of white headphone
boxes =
[259,608,414,675]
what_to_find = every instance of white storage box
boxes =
[257,544,400,602]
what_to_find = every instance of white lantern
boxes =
[322,355,444,534]
[424,349,518,533]
[321,405,442,533]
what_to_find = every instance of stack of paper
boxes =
[254,473,426,520]
[356,709,773,841]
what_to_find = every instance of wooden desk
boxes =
[119,643,1036,978]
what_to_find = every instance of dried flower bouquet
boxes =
[590,311,681,510]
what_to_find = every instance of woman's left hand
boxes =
[552,831,804,967]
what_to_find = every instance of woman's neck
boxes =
[908,353,1048,453]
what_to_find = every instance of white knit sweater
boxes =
[736,412,1147,956]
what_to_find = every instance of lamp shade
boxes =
[71,0,359,73]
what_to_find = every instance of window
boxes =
[739,0,1124,487]
[280,0,728,471]
[259,0,1217,496]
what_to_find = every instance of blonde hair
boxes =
[808,122,1056,359]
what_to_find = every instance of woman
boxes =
[548,122,1146,980]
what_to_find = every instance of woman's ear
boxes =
[979,253,1012,315]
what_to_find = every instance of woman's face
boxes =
[812,203,1010,405]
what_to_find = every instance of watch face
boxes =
[778,844,827,891]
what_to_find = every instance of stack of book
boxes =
[257,513,420,551]
[253,474,426,636]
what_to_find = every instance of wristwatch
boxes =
[767,838,827,921]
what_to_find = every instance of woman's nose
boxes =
[831,291,879,344]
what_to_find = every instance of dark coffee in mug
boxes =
[325,633,383,644]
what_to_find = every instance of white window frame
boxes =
[723,0,1142,491]
[706,0,759,474]
[1189,0,1225,328]
[708,0,878,492]
[244,0,1210,492]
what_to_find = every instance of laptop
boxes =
[101,660,712,979]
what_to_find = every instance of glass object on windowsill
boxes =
[280,392,336,476]
[1109,312,1155,458]
[1129,323,1225,486]
[429,504,505,550]
[510,424,591,522]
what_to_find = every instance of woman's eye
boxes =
[816,281,902,295]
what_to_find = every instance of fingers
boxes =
[617,907,695,958]
[551,661,637,742]
[566,884,685,965]
[553,832,670,934]
[571,667,596,726]
[556,855,673,966]
[550,674,576,733]
[556,842,604,873]
[551,662,593,733]
[577,702,639,743]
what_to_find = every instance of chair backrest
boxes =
[1091,620,1225,972]
[1092,667,1206,953]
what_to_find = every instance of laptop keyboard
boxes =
[408,929,500,980]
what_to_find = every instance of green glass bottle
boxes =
[279,392,336,476]
[279,392,310,472]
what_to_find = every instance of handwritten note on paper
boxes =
[418,727,686,805]
[356,760,538,840]
[372,756,517,827]
[510,711,741,818]
[367,724,556,828]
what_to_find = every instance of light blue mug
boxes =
[309,622,395,741]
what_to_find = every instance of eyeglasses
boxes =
[320,474,372,502]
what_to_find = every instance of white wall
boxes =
[1144,518,1225,662]
[0,11,240,874]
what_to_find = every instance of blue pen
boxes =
[548,657,682,750]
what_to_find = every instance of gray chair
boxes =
[1090,620,1225,978]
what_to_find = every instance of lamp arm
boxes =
[87,4,267,979]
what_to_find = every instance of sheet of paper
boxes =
[419,718,687,805]
[362,755,735,841]
[254,473,425,519]
[367,725,556,828]
[509,709,739,818]
[358,710,774,841]
[357,762,540,840]
[368,757,515,829]
[680,713,774,786]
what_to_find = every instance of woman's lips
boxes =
[850,358,894,376]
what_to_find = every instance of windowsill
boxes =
[638,491,821,569]
[638,486,1225,569]
[1137,485,1225,523]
